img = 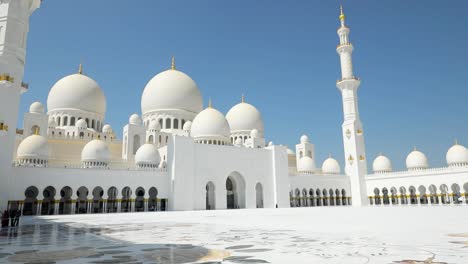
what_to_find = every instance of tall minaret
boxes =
[335,6,368,206]
[0,0,41,211]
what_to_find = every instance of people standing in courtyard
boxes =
[12,209,21,227]
[1,210,10,228]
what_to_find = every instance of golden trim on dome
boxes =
[339,5,345,21]
[171,56,176,70]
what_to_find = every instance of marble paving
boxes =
[0,206,467,263]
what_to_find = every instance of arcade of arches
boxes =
[205,173,264,210]
[7,186,168,216]
[290,188,351,207]
[369,183,468,206]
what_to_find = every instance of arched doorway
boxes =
[23,186,39,215]
[206,182,216,210]
[59,186,73,214]
[226,172,246,209]
[255,183,263,208]
[429,184,438,204]
[148,187,158,211]
[42,186,56,215]
[92,187,104,213]
[382,188,390,205]
[451,184,461,204]
[107,187,118,213]
[121,187,132,212]
[76,186,89,214]
[135,187,145,212]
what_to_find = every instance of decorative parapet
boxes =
[366,165,468,179]
[12,161,168,172]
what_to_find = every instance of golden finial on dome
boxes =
[208,97,212,108]
[241,94,245,103]
[171,56,176,70]
[455,139,459,145]
[413,146,417,151]
[339,5,345,21]
[78,63,83,74]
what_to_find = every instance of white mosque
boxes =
[0,1,467,216]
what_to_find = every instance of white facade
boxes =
[0,2,467,216]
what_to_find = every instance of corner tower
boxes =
[335,6,368,206]
[0,0,40,211]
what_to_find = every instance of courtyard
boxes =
[0,206,467,263]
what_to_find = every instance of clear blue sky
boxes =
[21,0,468,170]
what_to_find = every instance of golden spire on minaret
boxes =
[339,5,346,21]
[171,56,176,70]
[78,63,83,74]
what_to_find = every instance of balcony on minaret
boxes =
[336,76,360,84]
[0,74,14,83]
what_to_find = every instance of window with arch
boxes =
[173,119,179,129]
[299,151,303,158]
[63,116,68,126]
[165,118,171,129]
[30,125,40,135]
[148,135,154,143]
[56,116,61,126]
[70,117,76,126]
[158,119,163,129]
[85,118,89,128]
[91,120,95,130]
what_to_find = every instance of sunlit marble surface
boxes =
[1,206,467,263]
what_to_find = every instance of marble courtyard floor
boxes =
[0,206,467,264]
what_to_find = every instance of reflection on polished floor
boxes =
[0,207,467,263]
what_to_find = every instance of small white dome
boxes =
[135,143,161,166]
[300,134,309,144]
[372,154,392,173]
[29,101,44,114]
[268,141,274,146]
[76,119,87,129]
[287,148,295,156]
[141,69,203,115]
[81,140,110,163]
[234,138,243,147]
[148,120,161,131]
[47,73,106,115]
[322,157,341,174]
[191,107,230,141]
[406,149,429,170]
[129,113,142,125]
[226,101,264,136]
[446,143,468,167]
[250,129,260,138]
[297,156,316,173]
[48,119,56,128]
[102,124,112,134]
[183,120,192,131]
[17,135,49,160]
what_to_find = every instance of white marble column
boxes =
[54,201,60,215]
[144,197,148,212]
[130,195,136,212]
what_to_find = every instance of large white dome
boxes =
[226,101,264,136]
[372,154,392,173]
[17,135,49,160]
[446,143,468,167]
[135,143,161,167]
[297,156,316,173]
[81,140,110,163]
[191,107,230,140]
[322,157,341,174]
[47,73,106,115]
[406,149,428,170]
[141,69,203,115]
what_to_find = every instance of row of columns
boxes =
[9,198,167,216]
[369,193,467,206]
